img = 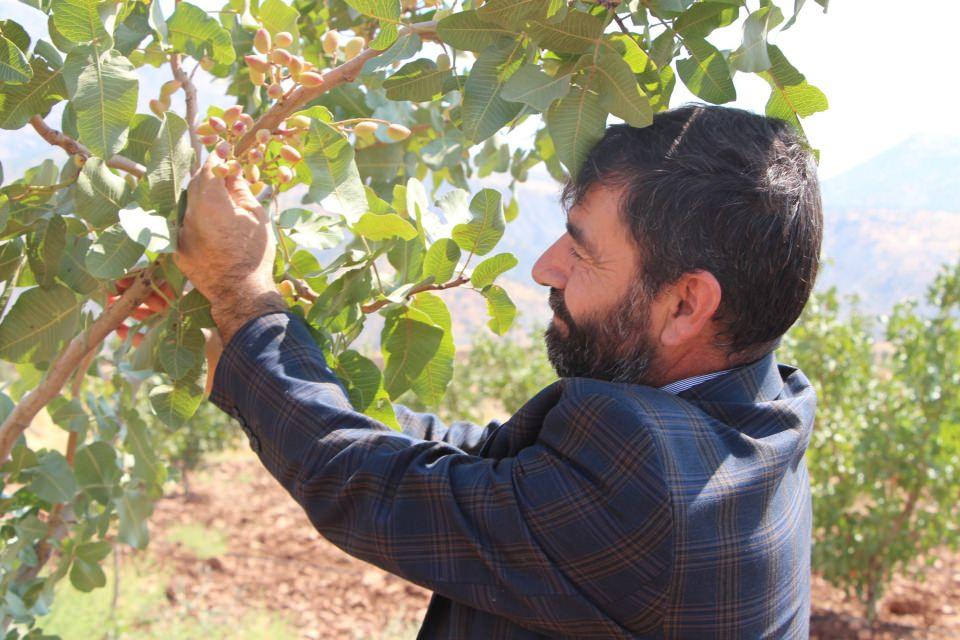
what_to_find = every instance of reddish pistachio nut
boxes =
[286,115,311,130]
[149,99,165,118]
[215,140,232,159]
[231,120,248,136]
[249,181,266,196]
[275,32,294,48]
[386,123,411,141]
[344,37,364,60]
[248,148,264,164]
[160,79,182,98]
[255,129,272,144]
[269,48,292,66]
[239,113,254,128]
[299,71,324,87]
[200,56,215,71]
[280,145,302,163]
[244,164,260,182]
[244,54,271,73]
[225,160,242,177]
[277,165,294,183]
[354,120,378,140]
[212,163,230,178]
[321,30,340,55]
[278,280,295,297]
[267,82,283,100]
[254,28,271,55]
[222,105,243,124]
[249,67,266,86]
[288,56,304,79]
[199,134,219,146]
[196,121,215,136]
[209,116,227,133]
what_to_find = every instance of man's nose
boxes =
[531,237,568,289]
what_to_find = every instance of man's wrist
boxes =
[210,288,288,346]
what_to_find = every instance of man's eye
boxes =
[569,247,583,261]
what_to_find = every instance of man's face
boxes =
[531,185,660,384]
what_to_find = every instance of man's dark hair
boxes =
[563,104,823,361]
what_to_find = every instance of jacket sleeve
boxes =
[209,311,671,638]
[393,404,503,457]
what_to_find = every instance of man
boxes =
[174,104,822,638]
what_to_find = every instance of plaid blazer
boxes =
[210,311,816,639]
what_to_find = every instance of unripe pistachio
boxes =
[199,56,215,71]
[239,113,254,128]
[256,129,272,144]
[212,163,230,178]
[386,123,411,141]
[196,122,215,136]
[344,37,364,60]
[209,116,227,133]
[248,147,265,164]
[354,120,378,141]
[149,99,165,118]
[249,67,266,86]
[124,174,137,189]
[402,0,417,10]
[199,134,219,146]
[231,120,248,136]
[277,165,294,183]
[270,48,292,66]
[288,55,304,79]
[254,28,271,54]
[287,133,302,147]
[278,280,295,298]
[275,32,294,48]
[299,71,324,87]
[160,80,182,98]
[244,164,260,182]
[321,30,340,55]
[249,181,266,196]
[244,54,271,73]
[267,82,283,100]
[225,159,242,177]
[280,145,302,163]
[437,53,451,71]
[215,140,232,159]
[73,154,85,167]
[222,105,244,124]
[286,115,311,130]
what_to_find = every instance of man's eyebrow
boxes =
[566,220,598,257]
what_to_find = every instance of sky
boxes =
[2,0,959,181]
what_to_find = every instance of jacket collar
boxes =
[676,352,789,405]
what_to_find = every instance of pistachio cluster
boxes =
[244,28,324,96]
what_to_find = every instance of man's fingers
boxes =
[225,174,269,223]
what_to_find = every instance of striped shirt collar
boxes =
[659,368,737,395]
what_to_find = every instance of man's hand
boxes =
[174,154,286,345]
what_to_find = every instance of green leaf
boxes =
[149,381,202,428]
[383,59,450,102]
[0,239,24,281]
[146,112,192,217]
[436,11,512,52]
[577,52,652,128]
[121,114,162,166]
[501,65,570,112]
[335,350,400,430]
[674,2,740,39]
[381,315,444,399]
[524,11,603,54]
[74,441,120,505]
[422,238,461,283]
[356,142,405,184]
[166,1,236,65]
[124,415,161,487]
[478,0,549,29]
[352,212,418,241]
[344,0,401,49]
[63,47,138,158]
[75,158,132,228]
[677,37,736,104]
[58,235,99,294]
[84,226,144,279]
[0,19,30,53]
[115,487,153,548]
[546,84,606,175]
[0,284,80,363]
[158,321,204,380]
[0,47,68,130]
[460,39,525,144]
[0,36,32,83]
[259,0,301,54]
[470,252,517,289]
[70,541,111,592]
[451,189,505,257]
[409,295,455,406]
[760,45,828,126]
[730,5,784,72]
[118,207,173,254]
[26,214,66,289]
[302,117,367,223]
[51,0,110,44]
[483,284,516,335]
[25,450,76,503]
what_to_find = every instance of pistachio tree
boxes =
[0,0,827,633]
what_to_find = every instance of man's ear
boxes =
[659,270,722,347]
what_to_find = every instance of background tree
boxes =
[0,0,827,634]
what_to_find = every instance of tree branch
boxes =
[0,263,160,463]
[28,115,146,179]
[170,54,202,173]
[234,21,438,157]
[361,275,470,314]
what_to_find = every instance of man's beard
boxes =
[544,278,658,385]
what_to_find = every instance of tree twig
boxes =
[0,263,161,463]
[170,54,202,173]
[361,275,470,314]
[28,115,146,179]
